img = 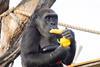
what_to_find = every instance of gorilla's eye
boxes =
[45,15,58,25]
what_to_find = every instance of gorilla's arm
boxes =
[62,30,76,65]
[21,23,69,65]
[62,39,76,65]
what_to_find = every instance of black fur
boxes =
[21,8,76,67]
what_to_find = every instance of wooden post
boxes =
[0,0,39,57]
[0,0,56,66]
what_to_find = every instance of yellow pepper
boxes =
[49,29,63,34]
[59,37,71,48]
[49,29,71,48]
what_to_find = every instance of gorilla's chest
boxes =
[40,37,59,52]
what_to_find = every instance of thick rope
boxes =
[59,22,100,35]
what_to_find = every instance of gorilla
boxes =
[0,0,9,14]
[21,8,76,67]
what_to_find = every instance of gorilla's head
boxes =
[35,8,58,38]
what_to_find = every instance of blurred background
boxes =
[9,0,100,67]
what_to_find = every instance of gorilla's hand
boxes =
[49,29,75,42]
[62,29,75,42]
[48,29,75,65]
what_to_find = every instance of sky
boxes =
[9,0,100,66]
[51,0,100,63]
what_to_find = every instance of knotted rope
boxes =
[59,22,100,35]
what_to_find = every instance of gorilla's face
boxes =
[45,13,58,29]
[35,8,58,38]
